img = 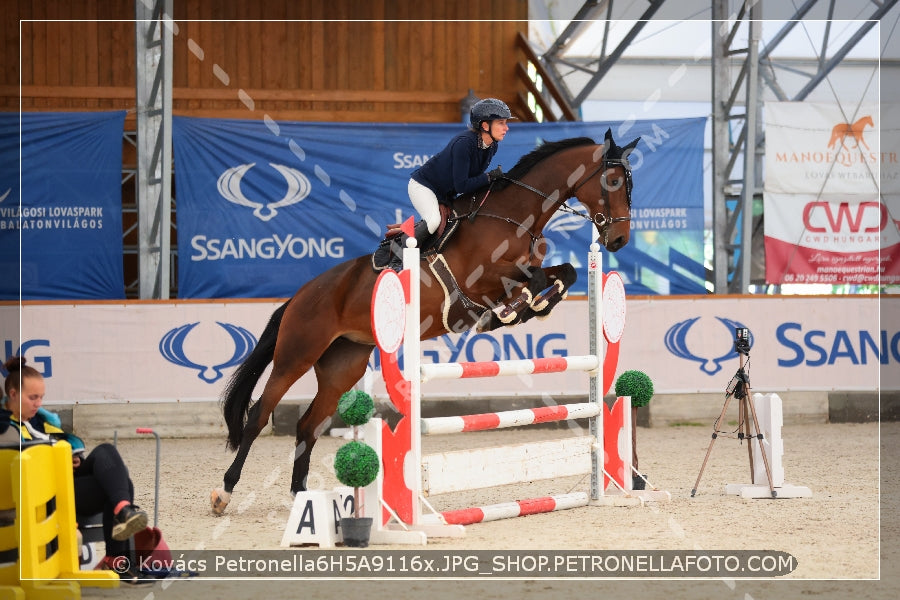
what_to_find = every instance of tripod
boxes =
[690,349,777,498]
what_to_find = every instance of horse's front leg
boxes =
[477,266,548,331]
[519,263,577,324]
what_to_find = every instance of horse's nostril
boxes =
[607,236,626,252]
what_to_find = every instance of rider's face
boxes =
[482,119,509,141]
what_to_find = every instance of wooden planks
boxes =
[421,437,593,496]
[4,1,528,123]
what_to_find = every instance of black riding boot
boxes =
[389,221,433,271]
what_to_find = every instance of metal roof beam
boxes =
[543,0,611,61]
[793,0,896,101]
[757,0,820,61]
[570,0,667,107]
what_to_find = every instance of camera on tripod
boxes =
[733,326,750,356]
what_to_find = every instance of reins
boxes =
[462,156,633,247]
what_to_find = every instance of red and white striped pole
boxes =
[421,493,590,526]
[421,402,603,435]
[420,355,599,382]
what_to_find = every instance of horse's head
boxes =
[570,129,640,252]
[482,132,640,256]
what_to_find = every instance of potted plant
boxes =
[614,370,654,491]
[333,390,380,547]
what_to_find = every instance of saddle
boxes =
[371,205,458,272]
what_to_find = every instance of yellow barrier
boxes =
[0,445,23,600]
[0,442,119,600]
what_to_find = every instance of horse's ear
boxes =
[602,128,614,156]
[620,137,641,165]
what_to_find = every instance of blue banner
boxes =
[0,111,126,300]
[173,116,706,298]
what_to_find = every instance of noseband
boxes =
[572,158,633,241]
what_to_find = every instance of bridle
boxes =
[498,157,633,245]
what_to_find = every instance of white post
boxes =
[402,237,423,525]
[588,243,604,501]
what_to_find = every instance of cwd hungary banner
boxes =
[173,116,706,298]
[763,102,900,285]
[764,193,900,285]
[0,111,126,300]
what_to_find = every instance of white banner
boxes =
[763,192,900,284]
[882,103,900,196]
[764,102,884,195]
[1,294,893,407]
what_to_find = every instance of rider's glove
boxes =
[487,166,504,182]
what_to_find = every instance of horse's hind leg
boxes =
[291,338,374,494]
[222,401,265,493]
[213,348,324,515]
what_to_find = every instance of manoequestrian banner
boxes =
[764,102,882,196]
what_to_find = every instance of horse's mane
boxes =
[493,137,596,192]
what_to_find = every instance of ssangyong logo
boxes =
[159,321,257,383]
[218,163,311,221]
[664,316,752,375]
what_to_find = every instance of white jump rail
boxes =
[421,402,603,435]
[419,355,600,382]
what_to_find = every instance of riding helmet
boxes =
[470,98,516,129]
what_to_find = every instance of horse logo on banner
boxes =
[827,115,873,150]
[217,163,312,222]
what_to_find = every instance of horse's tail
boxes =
[222,300,290,451]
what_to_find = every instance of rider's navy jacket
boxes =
[411,129,499,205]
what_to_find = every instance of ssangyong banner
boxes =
[764,192,900,284]
[764,101,886,196]
[2,294,891,407]
[0,111,126,300]
[172,116,706,298]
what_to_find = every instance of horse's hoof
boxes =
[210,488,230,516]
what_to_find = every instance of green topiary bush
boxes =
[333,440,380,488]
[614,370,654,408]
[337,390,375,426]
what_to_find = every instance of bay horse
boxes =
[210,129,640,515]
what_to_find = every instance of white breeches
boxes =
[408,178,441,234]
